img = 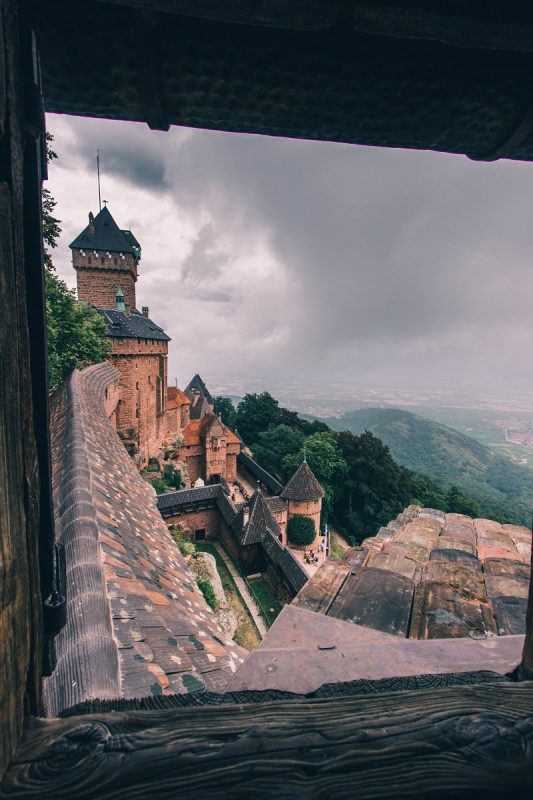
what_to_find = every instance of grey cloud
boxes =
[46,113,533,391]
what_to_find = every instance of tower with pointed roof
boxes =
[281,460,324,547]
[70,207,174,465]
[70,206,141,312]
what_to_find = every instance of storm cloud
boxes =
[46,113,533,393]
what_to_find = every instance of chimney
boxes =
[242,505,250,527]
[142,306,149,317]
[88,211,95,236]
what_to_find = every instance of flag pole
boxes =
[97,149,102,211]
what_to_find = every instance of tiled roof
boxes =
[98,309,171,341]
[293,506,531,641]
[281,461,324,501]
[237,451,284,494]
[157,484,239,527]
[266,496,287,514]
[181,414,240,447]
[45,364,247,715]
[238,490,281,546]
[70,206,140,257]
[185,373,214,405]
[262,531,309,595]
[157,485,223,514]
[167,386,190,405]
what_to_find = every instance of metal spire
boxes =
[97,149,102,211]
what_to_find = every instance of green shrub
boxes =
[287,515,316,546]
[151,477,168,494]
[196,577,218,610]
[170,527,196,556]
[146,458,160,473]
[162,463,183,489]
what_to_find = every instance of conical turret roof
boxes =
[281,461,324,501]
[69,206,140,257]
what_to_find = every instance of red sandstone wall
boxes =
[288,498,322,546]
[108,339,169,464]
[166,507,221,540]
[73,250,138,310]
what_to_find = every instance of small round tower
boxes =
[281,461,324,548]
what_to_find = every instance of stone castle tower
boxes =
[70,207,169,464]
[70,206,140,312]
[281,460,324,547]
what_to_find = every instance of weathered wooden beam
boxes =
[2,682,533,798]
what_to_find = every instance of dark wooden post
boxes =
[0,0,51,780]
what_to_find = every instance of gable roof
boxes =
[185,374,214,406]
[69,206,140,257]
[281,461,324,501]
[238,490,282,546]
[98,309,170,341]
[181,414,240,448]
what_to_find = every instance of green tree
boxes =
[213,395,236,428]
[446,485,481,518]
[46,272,111,391]
[284,431,347,524]
[43,134,111,391]
[162,463,183,489]
[252,424,305,480]
[287,515,316,546]
[334,429,412,543]
[234,391,281,444]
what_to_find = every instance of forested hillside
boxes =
[215,393,495,544]
[320,408,533,526]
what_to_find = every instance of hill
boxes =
[318,407,533,526]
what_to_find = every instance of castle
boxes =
[69,207,325,594]
[70,208,241,484]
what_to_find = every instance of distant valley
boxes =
[311,407,533,526]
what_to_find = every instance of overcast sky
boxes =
[46,113,533,395]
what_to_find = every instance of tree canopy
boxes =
[234,392,281,444]
[252,424,305,481]
[213,396,236,429]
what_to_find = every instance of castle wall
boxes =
[73,250,138,310]
[165,507,221,541]
[108,338,169,465]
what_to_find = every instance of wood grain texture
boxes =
[2,682,533,799]
[0,0,43,780]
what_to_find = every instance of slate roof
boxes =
[293,506,532,641]
[157,484,239,528]
[237,451,284,495]
[237,490,281,546]
[157,485,222,515]
[69,206,140,258]
[98,309,170,341]
[185,374,214,406]
[262,531,309,595]
[45,364,247,715]
[281,461,324,501]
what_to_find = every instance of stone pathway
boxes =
[213,542,267,637]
